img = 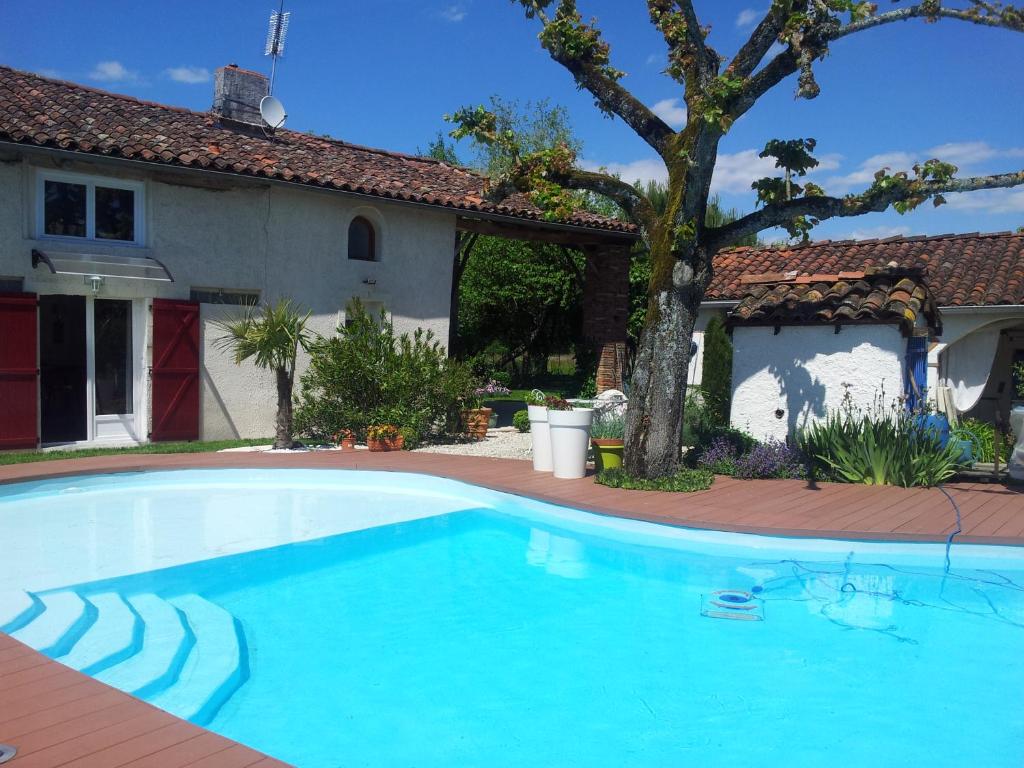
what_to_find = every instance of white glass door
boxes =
[90,298,140,442]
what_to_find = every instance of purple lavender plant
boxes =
[733,439,806,480]
[696,436,739,476]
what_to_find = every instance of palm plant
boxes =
[216,299,314,449]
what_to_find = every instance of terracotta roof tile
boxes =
[711,231,1024,307]
[0,66,634,235]
[726,266,940,335]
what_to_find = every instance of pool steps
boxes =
[3,589,247,726]
[10,592,97,657]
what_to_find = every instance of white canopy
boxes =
[942,326,1001,413]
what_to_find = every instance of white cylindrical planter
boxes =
[528,405,552,472]
[1009,405,1024,481]
[548,408,594,479]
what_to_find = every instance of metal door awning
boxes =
[32,249,174,282]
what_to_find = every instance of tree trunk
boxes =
[623,251,709,479]
[274,366,294,449]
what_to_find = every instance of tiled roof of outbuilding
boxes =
[0,65,634,235]
[710,231,1024,307]
[727,266,940,335]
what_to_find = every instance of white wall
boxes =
[0,152,457,441]
[730,324,905,441]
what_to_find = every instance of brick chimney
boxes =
[213,64,268,125]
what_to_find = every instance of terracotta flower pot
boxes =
[367,435,404,452]
[461,407,492,441]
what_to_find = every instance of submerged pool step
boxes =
[57,592,142,675]
[95,593,193,697]
[10,591,96,656]
[147,594,249,725]
[0,590,42,633]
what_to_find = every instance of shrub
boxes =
[513,409,531,433]
[544,395,573,411]
[701,315,733,426]
[951,418,1011,464]
[733,439,806,479]
[596,467,714,492]
[798,405,964,487]
[294,300,476,441]
[591,413,625,440]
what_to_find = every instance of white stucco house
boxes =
[0,64,635,449]
[689,232,1024,440]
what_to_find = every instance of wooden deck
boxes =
[1,450,1022,767]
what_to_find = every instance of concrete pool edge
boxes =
[0,450,1022,546]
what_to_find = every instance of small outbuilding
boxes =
[725,266,941,441]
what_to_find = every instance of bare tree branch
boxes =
[724,1,793,79]
[833,3,1024,39]
[728,1,1023,123]
[552,54,677,156]
[705,170,1024,251]
[550,167,659,233]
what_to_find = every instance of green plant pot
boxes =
[592,438,624,472]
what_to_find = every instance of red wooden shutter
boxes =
[150,298,200,442]
[0,293,39,449]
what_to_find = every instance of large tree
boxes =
[448,0,1024,478]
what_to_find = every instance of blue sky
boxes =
[3,1,1022,241]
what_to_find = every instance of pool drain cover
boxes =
[700,590,764,621]
[0,744,16,764]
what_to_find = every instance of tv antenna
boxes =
[264,0,291,95]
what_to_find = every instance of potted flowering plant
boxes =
[367,424,404,452]
[525,390,553,472]
[546,395,594,479]
[461,380,508,440]
[591,413,625,472]
[333,429,356,450]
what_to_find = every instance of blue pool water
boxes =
[2,469,1023,767]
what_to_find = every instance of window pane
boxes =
[44,180,87,237]
[348,217,375,261]
[94,299,133,415]
[95,186,136,241]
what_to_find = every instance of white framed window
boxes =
[36,169,145,245]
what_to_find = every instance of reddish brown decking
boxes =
[1,450,1022,768]
[0,633,285,768]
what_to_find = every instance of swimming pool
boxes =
[2,469,1022,767]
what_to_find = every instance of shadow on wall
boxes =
[767,354,828,438]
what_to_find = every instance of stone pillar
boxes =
[581,244,631,393]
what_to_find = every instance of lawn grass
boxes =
[0,438,274,466]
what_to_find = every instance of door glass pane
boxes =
[95,186,135,241]
[44,180,87,237]
[94,300,133,415]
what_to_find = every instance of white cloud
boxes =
[825,142,1024,194]
[89,60,137,83]
[711,149,842,194]
[736,8,761,28]
[944,188,1024,214]
[834,224,913,241]
[37,67,62,79]
[651,98,686,128]
[165,66,210,84]
[646,53,661,66]
[581,158,668,187]
[439,4,466,22]
[825,151,917,193]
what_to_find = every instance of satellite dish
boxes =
[259,95,287,129]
